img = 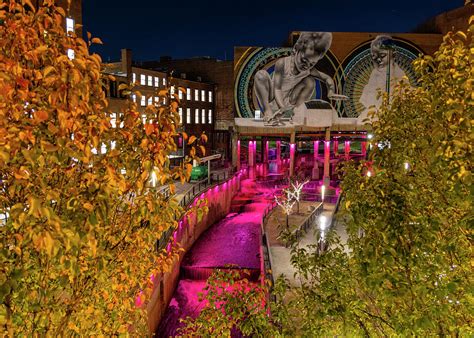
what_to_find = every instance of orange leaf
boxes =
[35,110,49,122]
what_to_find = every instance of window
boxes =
[208,109,212,124]
[142,114,147,124]
[162,97,166,105]
[154,76,159,87]
[141,95,146,107]
[186,108,191,124]
[66,17,74,34]
[140,74,146,85]
[195,109,199,123]
[208,91,213,102]
[148,76,153,86]
[178,108,183,124]
[186,88,191,100]
[163,78,166,86]
[170,86,175,95]
[178,89,183,100]
[194,89,199,101]
[154,96,159,104]
[132,73,136,84]
[202,109,205,123]
[132,94,136,103]
[201,90,206,102]
[148,97,153,106]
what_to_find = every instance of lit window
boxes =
[154,96,159,104]
[67,49,75,60]
[201,90,206,101]
[111,141,116,149]
[202,109,205,123]
[170,86,175,95]
[154,76,159,87]
[208,109,212,124]
[178,89,183,100]
[132,73,136,84]
[186,88,191,100]
[162,97,166,105]
[132,94,136,102]
[163,78,166,86]
[142,114,147,124]
[148,76,153,86]
[101,143,107,154]
[194,89,199,101]
[148,97,153,106]
[141,95,146,107]
[186,108,191,124]
[140,74,146,85]
[66,17,74,34]
[195,109,199,123]
[209,91,212,102]
[178,108,183,124]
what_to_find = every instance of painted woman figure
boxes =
[359,35,407,121]
[253,32,337,125]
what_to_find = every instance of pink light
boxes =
[135,291,144,307]
[166,242,171,252]
[173,231,177,241]
[150,273,155,283]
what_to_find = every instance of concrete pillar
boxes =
[345,141,350,160]
[248,140,255,167]
[289,132,296,177]
[232,133,240,171]
[323,128,331,187]
[276,140,281,164]
[312,140,320,180]
[263,138,269,163]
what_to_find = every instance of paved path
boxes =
[265,202,347,286]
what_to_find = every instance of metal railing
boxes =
[291,202,324,245]
[156,168,240,252]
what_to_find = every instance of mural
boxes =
[234,32,423,128]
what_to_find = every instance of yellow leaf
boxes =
[83,202,94,212]
[91,37,103,45]
[188,135,197,145]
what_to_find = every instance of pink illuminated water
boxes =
[157,179,275,336]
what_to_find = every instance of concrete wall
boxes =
[147,174,242,332]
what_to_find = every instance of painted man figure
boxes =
[253,32,337,125]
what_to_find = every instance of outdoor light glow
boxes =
[368,133,373,140]
[367,170,372,177]
[321,185,325,201]
[319,215,327,231]
[404,162,410,170]
[150,170,158,187]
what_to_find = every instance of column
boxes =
[232,133,240,171]
[276,140,281,164]
[323,128,331,187]
[289,132,296,177]
[248,140,255,167]
[263,138,269,163]
[333,140,339,157]
[312,140,319,180]
[345,141,350,160]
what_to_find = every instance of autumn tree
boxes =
[0,0,199,335]
[179,18,473,336]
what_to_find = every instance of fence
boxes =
[156,168,238,252]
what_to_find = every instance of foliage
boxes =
[179,19,473,336]
[284,19,473,336]
[178,269,275,337]
[0,0,203,335]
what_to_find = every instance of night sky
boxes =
[83,0,460,62]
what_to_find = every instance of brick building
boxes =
[103,50,216,162]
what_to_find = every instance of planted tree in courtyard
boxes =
[0,0,202,335]
[179,18,473,336]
